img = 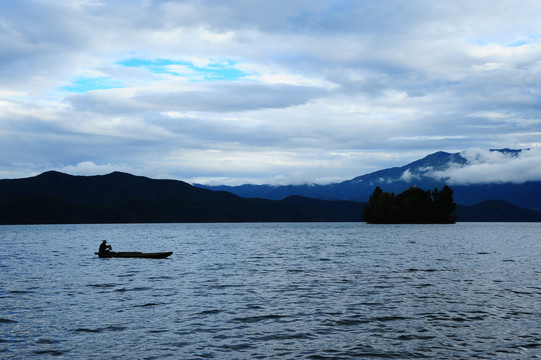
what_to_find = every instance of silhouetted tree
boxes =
[394,187,434,223]
[433,185,456,223]
[362,185,456,224]
[361,186,397,223]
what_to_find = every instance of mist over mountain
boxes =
[197,149,541,211]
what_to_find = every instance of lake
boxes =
[0,222,540,359]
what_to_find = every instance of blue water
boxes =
[0,222,540,359]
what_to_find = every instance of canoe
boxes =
[94,251,173,259]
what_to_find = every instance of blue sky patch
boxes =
[507,36,537,47]
[62,77,123,93]
[117,58,247,81]
[469,36,538,48]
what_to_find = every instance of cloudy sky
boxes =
[1,0,541,185]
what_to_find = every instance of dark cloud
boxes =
[135,83,325,112]
[65,82,325,114]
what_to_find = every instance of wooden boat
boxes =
[94,251,173,259]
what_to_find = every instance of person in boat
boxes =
[99,240,112,253]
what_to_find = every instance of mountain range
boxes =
[0,149,540,224]
[0,171,364,224]
[197,149,541,212]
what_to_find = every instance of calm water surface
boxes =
[0,222,540,359]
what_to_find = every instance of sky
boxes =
[1,0,541,185]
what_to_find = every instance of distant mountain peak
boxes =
[489,148,523,155]
[196,148,541,211]
[103,171,139,179]
[36,170,69,178]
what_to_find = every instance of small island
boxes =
[362,185,456,224]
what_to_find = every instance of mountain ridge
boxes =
[0,171,364,224]
[456,199,541,222]
[197,149,541,211]
[0,169,540,224]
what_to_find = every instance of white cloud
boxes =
[400,169,421,182]
[427,148,541,184]
[1,1,541,184]
[59,161,133,176]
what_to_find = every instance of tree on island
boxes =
[362,185,456,224]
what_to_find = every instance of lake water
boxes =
[0,222,539,359]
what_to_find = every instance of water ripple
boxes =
[1,222,540,359]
